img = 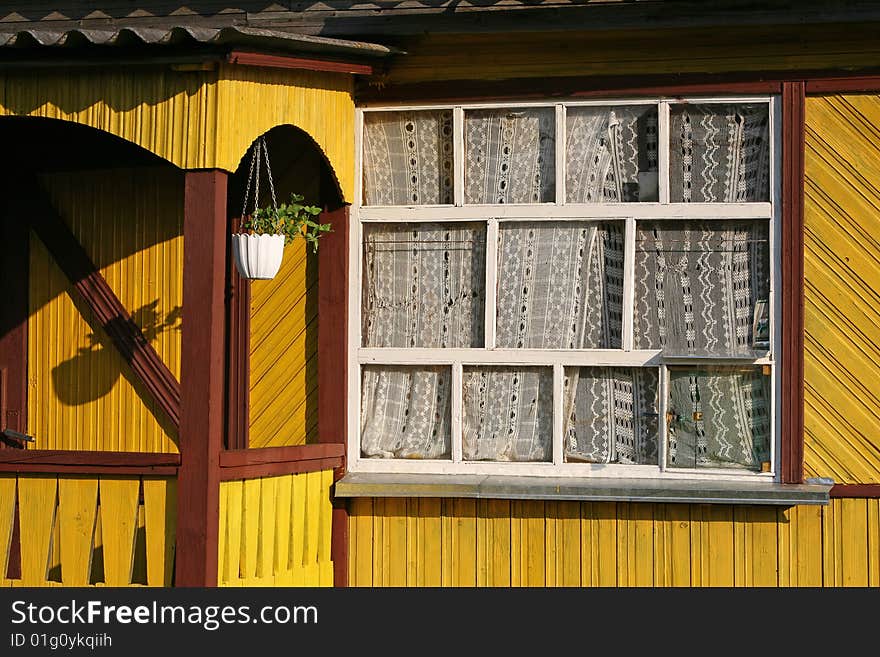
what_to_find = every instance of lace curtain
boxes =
[362,110,454,205]
[360,223,485,458]
[667,368,771,470]
[669,103,770,203]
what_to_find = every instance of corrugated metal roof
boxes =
[0,25,397,58]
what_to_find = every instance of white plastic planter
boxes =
[231,233,285,280]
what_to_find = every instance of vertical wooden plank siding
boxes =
[803,93,880,483]
[28,169,183,453]
[0,68,355,196]
[176,170,227,587]
[348,499,880,587]
[2,474,175,587]
[216,471,335,587]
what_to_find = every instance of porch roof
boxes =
[0,24,398,63]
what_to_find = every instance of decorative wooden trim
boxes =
[176,170,228,588]
[0,449,179,467]
[218,456,343,482]
[0,200,28,449]
[317,204,350,587]
[225,216,250,450]
[781,81,806,485]
[805,76,880,94]
[219,444,344,468]
[830,484,880,498]
[227,50,374,76]
[27,179,180,430]
[0,463,178,476]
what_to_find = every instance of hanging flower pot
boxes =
[232,135,332,280]
[231,232,285,279]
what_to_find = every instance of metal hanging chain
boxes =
[261,135,279,214]
[240,138,259,219]
[253,138,261,217]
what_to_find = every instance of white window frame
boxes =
[348,95,782,482]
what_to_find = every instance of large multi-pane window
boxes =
[351,97,779,480]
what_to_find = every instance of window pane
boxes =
[462,366,552,462]
[361,365,451,459]
[465,108,555,204]
[362,223,486,348]
[566,105,659,202]
[496,222,623,349]
[564,367,659,464]
[669,103,770,203]
[633,221,770,357]
[362,110,454,205]
[666,366,771,471]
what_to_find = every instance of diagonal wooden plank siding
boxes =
[249,237,319,448]
[28,168,183,452]
[804,94,880,483]
[349,498,879,587]
[217,470,334,586]
[1,474,177,587]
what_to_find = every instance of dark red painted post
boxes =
[176,170,228,586]
[318,204,350,587]
[781,81,806,485]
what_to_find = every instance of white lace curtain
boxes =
[667,368,771,470]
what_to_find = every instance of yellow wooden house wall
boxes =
[29,167,183,453]
[349,498,879,587]
[804,93,880,484]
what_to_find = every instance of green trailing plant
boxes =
[240,193,331,252]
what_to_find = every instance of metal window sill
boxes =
[334,472,831,506]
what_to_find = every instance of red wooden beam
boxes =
[218,456,343,482]
[0,199,29,448]
[227,50,375,76]
[317,204,350,588]
[27,179,180,430]
[176,170,228,588]
[830,484,880,498]
[781,81,806,485]
[219,443,344,468]
[0,449,179,466]
[806,76,880,93]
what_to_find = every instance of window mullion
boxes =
[485,219,499,349]
[658,364,668,471]
[555,103,566,205]
[452,362,463,463]
[622,216,636,351]
[454,106,464,207]
[553,363,564,466]
[658,100,670,204]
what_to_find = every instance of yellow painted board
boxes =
[257,477,277,579]
[453,499,477,588]
[240,478,261,581]
[580,503,595,587]
[630,503,655,588]
[304,471,322,569]
[352,498,373,587]
[291,473,307,570]
[488,499,511,588]
[870,500,880,587]
[748,506,779,587]
[18,476,58,585]
[419,498,442,587]
[385,498,408,587]
[217,480,228,584]
[840,499,869,587]
[508,501,523,588]
[318,469,333,566]
[666,504,692,587]
[274,475,293,574]
[595,503,617,588]
[98,477,140,586]
[793,504,823,587]
[222,481,243,585]
[0,477,16,585]
[704,505,734,587]
[407,500,418,586]
[58,477,99,586]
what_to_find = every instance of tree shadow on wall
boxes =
[50,299,182,441]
